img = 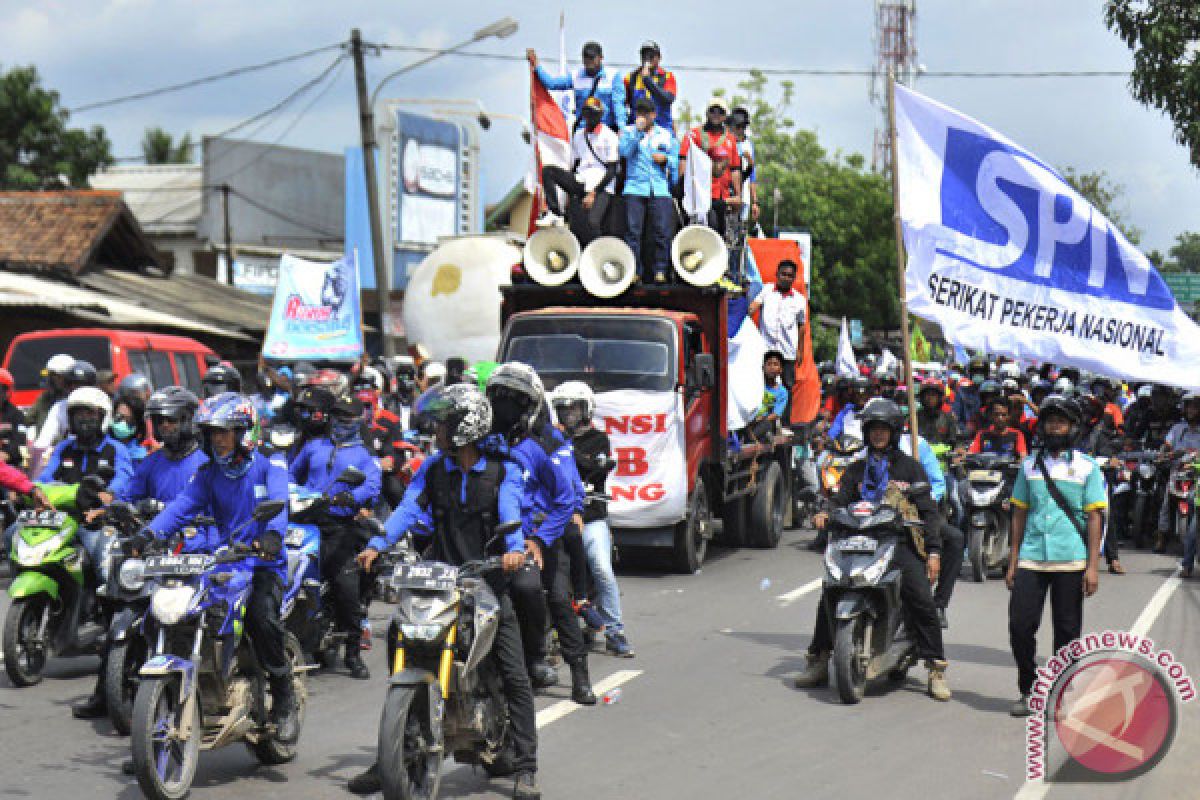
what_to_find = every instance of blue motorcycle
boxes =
[129,499,304,800]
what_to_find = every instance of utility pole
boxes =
[351,28,393,358]
[221,183,234,286]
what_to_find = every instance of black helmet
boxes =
[117,372,152,401]
[202,363,242,398]
[330,393,364,420]
[859,397,904,446]
[146,386,200,453]
[293,385,334,435]
[1038,394,1080,426]
[967,356,989,377]
[66,359,97,387]
[486,362,545,437]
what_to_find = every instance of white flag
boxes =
[878,347,899,374]
[895,84,1200,389]
[836,316,858,378]
[682,144,712,223]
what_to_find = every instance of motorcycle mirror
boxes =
[252,500,286,522]
[495,520,522,538]
[337,466,367,487]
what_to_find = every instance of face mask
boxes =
[331,419,360,443]
[72,416,103,445]
[1043,432,1072,452]
[111,419,136,441]
[490,398,525,435]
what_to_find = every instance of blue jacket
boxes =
[288,436,382,518]
[829,404,860,441]
[952,385,981,430]
[535,65,617,129]
[369,453,524,554]
[899,434,946,503]
[148,451,289,576]
[485,429,579,547]
[39,434,133,497]
[119,447,211,550]
[619,124,678,197]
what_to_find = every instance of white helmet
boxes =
[550,380,596,429]
[1137,384,1154,400]
[46,353,75,375]
[1053,376,1074,394]
[357,365,385,392]
[423,361,446,382]
[66,386,113,436]
[997,362,1021,381]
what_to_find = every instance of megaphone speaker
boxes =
[523,227,581,286]
[579,236,637,298]
[671,224,728,287]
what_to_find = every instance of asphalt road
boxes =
[1,528,1196,800]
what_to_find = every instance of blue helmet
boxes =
[196,392,258,468]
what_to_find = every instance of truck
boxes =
[498,282,793,573]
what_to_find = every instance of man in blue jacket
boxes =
[289,393,382,679]
[527,42,616,130]
[486,363,596,705]
[144,392,298,743]
[620,96,678,284]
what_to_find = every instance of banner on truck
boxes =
[594,390,687,528]
[262,253,363,361]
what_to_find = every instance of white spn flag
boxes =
[836,316,858,378]
[895,84,1200,389]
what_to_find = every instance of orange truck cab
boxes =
[3,328,219,408]
[500,284,792,573]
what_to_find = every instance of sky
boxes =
[4,0,1197,255]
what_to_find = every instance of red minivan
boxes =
[3,329,219,408]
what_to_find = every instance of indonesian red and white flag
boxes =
[526,65,572,234]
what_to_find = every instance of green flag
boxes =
[910,322,931,363]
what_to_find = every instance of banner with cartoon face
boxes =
[263,253,363,361]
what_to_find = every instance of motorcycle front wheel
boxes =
[131,675,201,800]
[967,528,986,583]
[3,596,52,687]
[105,636,147,735]
[833,617,867,705]
[378,684,443,800]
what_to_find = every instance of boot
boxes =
[569,660,597,705]
[269,677,300,744]
[927,660,951,702]
[347,763,381,795]
[72,686,107,719]
[513,771,541,800]
[529,660,558,689]
[1153,530,1167,553]
[345,644,371,681]
[793,651,829,688]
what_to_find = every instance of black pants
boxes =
[780,358,796,426]
[541,165,611,234]
[320,521,366,646]
[807,543,945,662]
[561,522,590,600]
[1009,567,1084,695]
[246,570,290,678]
[934,524,965,610]
[510,538,587,669]
[492,592,538,773]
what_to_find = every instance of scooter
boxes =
[129,499,305,800]
[1163,452,1200,551]
[819,489,927,705]
[959,452,1019,582]
[3,478,107,687]
[1125,450,1164,548]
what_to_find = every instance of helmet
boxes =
[1137,384,1154,400]
[66,360,97,387]
[309,368,349,396]
[918,379,944,398]
[423,362,447,383]
[195,392,257,468]
[202,364,242,398]
[0,368,12,390]
[1053,376,1074,394]
[1090,376,1112,391]
[46,353,75,375]
[393,355,416,376]
[1038,394,1081,426]
[293,385,334,435]
[66,386,112,443]
[979,379,1000,396]
[330,394,364,442]
[997,362,1020,381]
[1001,378,1019,393]
[859,397,904,445]
[486,362,545,437]
[353,365,385,393]
[117,372,152,401]
[292,361,318,387]
[414,383,492,448]
[967,356,989,378]
[549,380,596,432]
[146,386,200,452]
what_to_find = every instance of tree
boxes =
[1105,2,1200,168]
[715,72,899,329]
[141,127,194,164]
[1061,167,1142,245]
[1166,231,1200,273]
[0,65,112,189]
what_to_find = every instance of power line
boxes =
[228,186,340,237]
[212,54,347,141]
[70,43,346,113]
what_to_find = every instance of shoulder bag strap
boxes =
[1034,451,1089,543]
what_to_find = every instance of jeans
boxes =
[582,519,623,632]
[623,194,674,280]
[1008,567,1083,695]
[77,526,113,582]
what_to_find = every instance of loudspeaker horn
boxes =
[671,224,728,287]
[523,227,581,286]
[578,236,637,298]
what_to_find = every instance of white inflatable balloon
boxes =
[402,236,518,363]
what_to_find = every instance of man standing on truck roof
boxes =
[749,259,807,422]
[619,96,678,284]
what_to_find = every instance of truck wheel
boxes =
[720,495,748,548]
[673,485,710,574]
[748,462,786,549]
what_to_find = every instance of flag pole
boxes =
[887,70,919,456]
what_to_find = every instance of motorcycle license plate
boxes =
[17,510,67,528]
[968,469,1003,483]
[836,535,879,554]
[143,554,212,577]
[284,528,307,548]
[391,562,458,591]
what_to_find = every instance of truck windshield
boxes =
[6,336,113,391]
[503,316,676,392]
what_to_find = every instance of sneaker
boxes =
[347,763,381,795]
[1108,561,1126,575]
[926,660,951,702]
[605,631,636,658]
[1010,694,1032,717]
[535,211,564,229]
[514,771,541,800]
[793,652,829,688]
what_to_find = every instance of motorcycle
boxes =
[1125,450,1164,549]
[959,452,1019,582]
[811,436,865,551]
[3,478,108,687]
[1164,452,1200,550]
[819,488,927,705]
[129,499,305,800]
[375,521,523,800]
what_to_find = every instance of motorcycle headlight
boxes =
[290,494,318,514]
[1138,465,1156,479]
[14,531,68,566]
[118,558,146,592]
[823,547,843,581]
[399,623,448,641]
[150,586,197,626]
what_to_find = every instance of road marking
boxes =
[535,669,641,728]
[776,579,821,606]
[1012,568,1185,800]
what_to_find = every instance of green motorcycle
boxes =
[4,478,107,687]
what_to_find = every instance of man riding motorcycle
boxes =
[289,393,382,679]
[1157,391,1200,555]
[351,383,541,799]
[794,398,951,701]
